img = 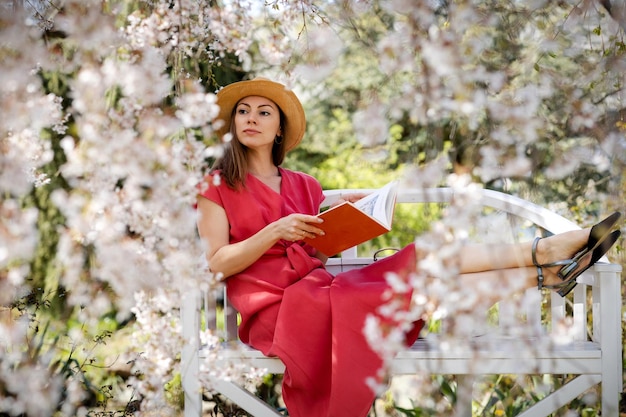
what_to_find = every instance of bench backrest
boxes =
[202,187,617,344]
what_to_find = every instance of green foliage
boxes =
[354,202,444,259]
[393,376,457,416]
[2,289,138,415]
[471,374,605,417]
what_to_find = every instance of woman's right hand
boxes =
[274,213,326,242]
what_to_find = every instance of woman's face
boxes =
[233,95,282,151]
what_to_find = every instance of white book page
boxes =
[353,181,397,228]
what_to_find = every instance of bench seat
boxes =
[208,338,602,374]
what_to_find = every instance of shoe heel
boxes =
[557,229,621,297]
[558,261,578,279]
[557,278,578,297]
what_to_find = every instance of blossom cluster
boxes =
[0,0,326,412]
[1,0,234,413]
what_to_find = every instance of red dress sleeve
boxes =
[197,172,224,207]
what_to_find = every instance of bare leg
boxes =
[457,267,542,308]
[458,229,590,274]
[448,229,592,307]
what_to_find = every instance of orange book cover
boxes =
[303,181,397,257]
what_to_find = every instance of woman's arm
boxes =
[197,197,325,279]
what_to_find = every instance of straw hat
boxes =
[215,78,306,152]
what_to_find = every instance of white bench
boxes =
[181,187,623,417]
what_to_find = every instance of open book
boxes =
[303,181,398,257]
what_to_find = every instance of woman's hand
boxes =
[274,213,326,241]
[330,192,368,208]
[198,198,327,278]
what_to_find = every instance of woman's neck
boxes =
[248,159,280,179]
[248,162,282,194]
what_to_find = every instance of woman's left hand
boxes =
[331,192,368,207]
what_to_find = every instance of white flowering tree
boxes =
[1,0,624,415]
[1,0,234,414]
[290,2,626,414]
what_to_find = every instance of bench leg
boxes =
[213,379,283,417]
[181,291,202,417]
[181,356,202,417]
[597,265,623,416]
[515,374,601,417]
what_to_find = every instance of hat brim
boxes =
[215,78,306,152]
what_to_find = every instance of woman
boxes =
[196,78,621,417]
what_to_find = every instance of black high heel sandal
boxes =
[532,212,622,297]
[552,230,621,297]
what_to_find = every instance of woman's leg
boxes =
[456,267,544,308]
[457,229,590,274]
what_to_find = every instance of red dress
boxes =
[200,168,423,417]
